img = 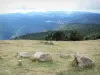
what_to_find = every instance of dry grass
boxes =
[0,40,100,75]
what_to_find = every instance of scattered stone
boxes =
[30,52,52,62]
[56,53,71,59]
[59,54,71,59]
[44,41,54,45]
[74,53,94,68]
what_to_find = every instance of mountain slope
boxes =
[14,24,100,40]
[0,11,100,39]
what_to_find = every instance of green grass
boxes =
[0,40,100,75]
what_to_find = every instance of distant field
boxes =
[0,40,100,75]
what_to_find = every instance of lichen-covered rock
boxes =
[31,52,52,62]
[74,53,94,68]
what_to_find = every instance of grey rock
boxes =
[74,53,94,68]
[16,51,34,58]
[31,52,52,62]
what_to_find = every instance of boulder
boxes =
[31,52,52,62]
[16,51,34,58]
[74,53,94,68]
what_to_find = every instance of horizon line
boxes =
[0,10,100,14]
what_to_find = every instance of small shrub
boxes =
[0,56,3,59]
[17,60,22,66]
[71,57,78,67]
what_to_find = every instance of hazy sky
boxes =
[0,0,100,13]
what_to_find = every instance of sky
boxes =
[0,0,100,13]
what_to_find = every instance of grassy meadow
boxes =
[0,40,100,75]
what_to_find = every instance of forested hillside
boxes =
[14,23,100,40]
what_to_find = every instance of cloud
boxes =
[0,0,100,13]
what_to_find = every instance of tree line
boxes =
[44,30,100,41]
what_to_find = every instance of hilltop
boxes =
[0,40,100,75]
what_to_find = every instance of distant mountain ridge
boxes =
[14,23,100,40]
[0,11,100,39]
